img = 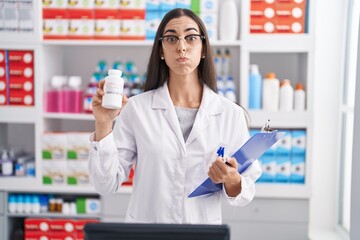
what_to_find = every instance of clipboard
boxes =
[188,130,285,198]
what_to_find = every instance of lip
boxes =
[177,57,189,63]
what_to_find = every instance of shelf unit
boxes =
[0,0,314,239]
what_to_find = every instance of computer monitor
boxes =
[84,222,230,240]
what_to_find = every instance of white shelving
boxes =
[0,0,314,199]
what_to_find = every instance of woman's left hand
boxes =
[208,157,242,197]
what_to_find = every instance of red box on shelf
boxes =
[94,9,121,39]
[68,9,95,39]
[49,219,76,233]
[24,231,51,240]
[8,89,34,106]
[0,50,6,65]
[250,0,276,33]
[43,9,69,39]
[118,10,146,40]
[25,218,51,232]
[276,0,306,33]
[8,64,34,79]
[7,50,34,65]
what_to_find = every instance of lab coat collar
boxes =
[152,81,224,150]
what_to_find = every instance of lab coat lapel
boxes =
[152,82,187,152]
[186,85,224,146]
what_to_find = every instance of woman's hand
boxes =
[92,79,128,123]
[92,79,128,141]
[208,157,242,197]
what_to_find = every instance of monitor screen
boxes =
[84,222,230,240]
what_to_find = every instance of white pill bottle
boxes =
[102,69,124,109]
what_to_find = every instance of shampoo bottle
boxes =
[279,79,294,111]
[294,83,306,111]
[249,64,262,109]
[262,72,279,111]
[219,0,238,41]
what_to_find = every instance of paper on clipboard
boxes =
[188,130,285,198]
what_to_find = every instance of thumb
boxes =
[226,157,238,169]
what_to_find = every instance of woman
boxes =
[89,8,262,224]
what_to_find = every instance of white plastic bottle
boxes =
[262,72,279,111]
[102,69,124,109]
[279,79,294,111]
[294,82,306,111]
[219,0,238,41]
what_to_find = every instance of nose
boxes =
[177,38,187,52]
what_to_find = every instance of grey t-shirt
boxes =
[174,106,198,142]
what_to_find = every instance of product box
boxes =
[119,0,146,10]
[276,1,306,33]
[66,132,90,160]
[146,0,160,10]
[119,10,146,40]
[18,1,34,31]
[85,198,101,214]
[8,77,34,92]
[42,133,67,160]
[94,9,120,39]
[250,18,276,33]
[24,231,50,240]
[200,0,218,13]
[68,9,95,39]
[66,160,90,185]
[176,0,191,9]
[49,219,75,233]
[25,218,51,232]
[275,130,291,182]
[42,0,68,9]
[160,0,176,11]
[0,80,6,105]
[8,65,33,79]
[94,0,119,9]
[3,2,18,31]
[258,143,277,182]
[145,10,161,40]
[42,160,67,185]
[67,0,94,9]
[42,9,69,39]
[8,90,34,106]
[290,130,306,183]
[205,25,218,41]
[7,50,33,65]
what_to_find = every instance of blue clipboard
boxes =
[188,131,285,198]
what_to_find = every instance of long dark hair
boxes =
[143,8,217,92]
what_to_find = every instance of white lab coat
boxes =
[88,82,262,224]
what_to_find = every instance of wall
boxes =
[311,0,346,231]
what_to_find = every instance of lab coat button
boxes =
[94,146,98,151]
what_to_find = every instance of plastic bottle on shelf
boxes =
[102,69,124,109]
[249,64,262,109]
[8,194,17,214]
[294,82,306,111]
[24,194,32,214]
[31,194,41,214]
[262,72,280,111]
[279,79,294,111]
[222,49,231,76]
[214,49,222,76]
[219,0,238,41]
[225,76,237,102]
[67,76,83,113]
[46,76,66,113]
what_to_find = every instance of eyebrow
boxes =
[163,27,199,35]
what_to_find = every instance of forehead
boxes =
[163,16,200,33]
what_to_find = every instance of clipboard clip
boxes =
[261,119,275,133]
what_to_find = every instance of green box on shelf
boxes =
[43,176,52,184]
[76,197,86,214]
[191,0,200,13]
[67,176,77,185]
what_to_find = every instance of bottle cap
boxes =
[51,76,67,88]
[265,72,276,79]
[68,76,82,88]
[250,64,259,73]
[280,79,291,86]
[295,83,304,90]
[108,69,122,76]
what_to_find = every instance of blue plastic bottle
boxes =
[249,64,262,109]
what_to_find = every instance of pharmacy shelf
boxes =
[43,113,95,121]
[0,106,38,123]
[255,183,310,199]
[248,110,312,129]
[41,39,242,47]
[0,33,40,45]
[7,212,101,219]
[244,34,314,52]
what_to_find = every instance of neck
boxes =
[168,76,203,109]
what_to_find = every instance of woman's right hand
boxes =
[92,79,128,123]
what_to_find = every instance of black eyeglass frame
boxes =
[159,34,206,43]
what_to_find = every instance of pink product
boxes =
[46,90,60,112]
[59,90,83,113]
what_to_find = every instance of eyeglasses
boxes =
[159,34,205,50]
